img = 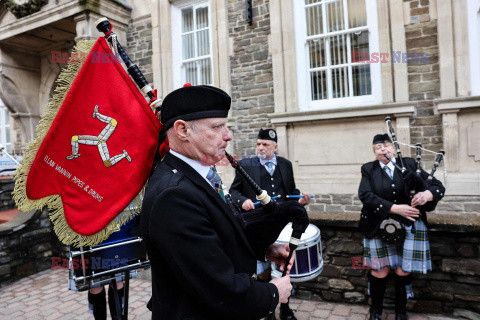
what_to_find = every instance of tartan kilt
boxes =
[363,220,432,274]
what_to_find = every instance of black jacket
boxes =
[141,153,278,319]
[229,156,300,208]
[358,157,445,239]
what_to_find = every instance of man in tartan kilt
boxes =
[358,134,445,320]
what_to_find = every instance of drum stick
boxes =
[285,195,314,199]
[253,195,280,206]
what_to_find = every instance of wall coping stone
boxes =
[0,210,40,235]
[308,211,480,233]
[435,95,480,113]
[269,102,416,124]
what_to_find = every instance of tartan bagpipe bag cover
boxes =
[14,37,164,246]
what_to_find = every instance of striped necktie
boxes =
[384,166,394,179]
[207,167,225,201]
[265,161,275,176]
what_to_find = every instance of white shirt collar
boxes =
[169,150,212,187]
[379,157,396,172]
[259,154,277,166]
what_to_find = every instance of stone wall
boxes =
[292,218,480,318]
[228,0,274,157]
[306,195,480,216]
[0,178,15,211]
[125,14,154,86]
[0,209,54,287]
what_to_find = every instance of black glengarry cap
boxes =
[160,84,231,131]
[373,133,392,144]
[258,128,277,142]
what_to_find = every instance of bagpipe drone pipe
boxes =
[379,117,444,244]
[385,116,445,210]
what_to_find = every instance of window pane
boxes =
[184,61,197,85]
[182,8,193,33]
[310,70,327,100]
[350,31,369,62]
[196,29,210,56]
[347,0,367,28]
[332,67,349,98]
[327,0,345,32]
[305,0,322,4]
[196,6,209,29]
[329,34,348,66]
[305,4,323,36]
[5,129,10,144]
[308,38,326,68]
[199,59,212,85]
[182,34,195,59]
[179,3,212,86]
[352,65,371,96]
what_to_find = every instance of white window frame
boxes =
[171,0,214,88]
[0,100,11,153]
[468,0,480,96]
[294,0,381,111]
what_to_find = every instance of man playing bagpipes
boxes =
[12,14,310,319]
[229,128,311,320]
[140,85,302,320]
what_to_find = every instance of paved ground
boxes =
[0,269,462,320]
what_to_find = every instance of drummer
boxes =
[69,211,140,320]
[229,128,310,320]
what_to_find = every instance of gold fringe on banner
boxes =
[12,40,144,247]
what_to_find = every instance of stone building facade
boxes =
[0,0,479,316]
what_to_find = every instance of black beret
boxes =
[258,128,277,142]
[373,133,392,144]
[160,85,231,131]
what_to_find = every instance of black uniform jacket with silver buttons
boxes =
[229,156,300,208]
[358,157,445,239]
[141,152,278,319]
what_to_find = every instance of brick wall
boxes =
[228,0,274,157]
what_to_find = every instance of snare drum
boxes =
[68,214,149,291]
[271,223,323,282]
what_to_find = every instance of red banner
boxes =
[25,37,161,236]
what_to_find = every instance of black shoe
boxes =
[369,311,382,320]
[395,314,408,320]
[279,306,297,320]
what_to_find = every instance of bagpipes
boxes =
[379,116,445,244]
[224,152,310,258]
[384,116,445,198]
